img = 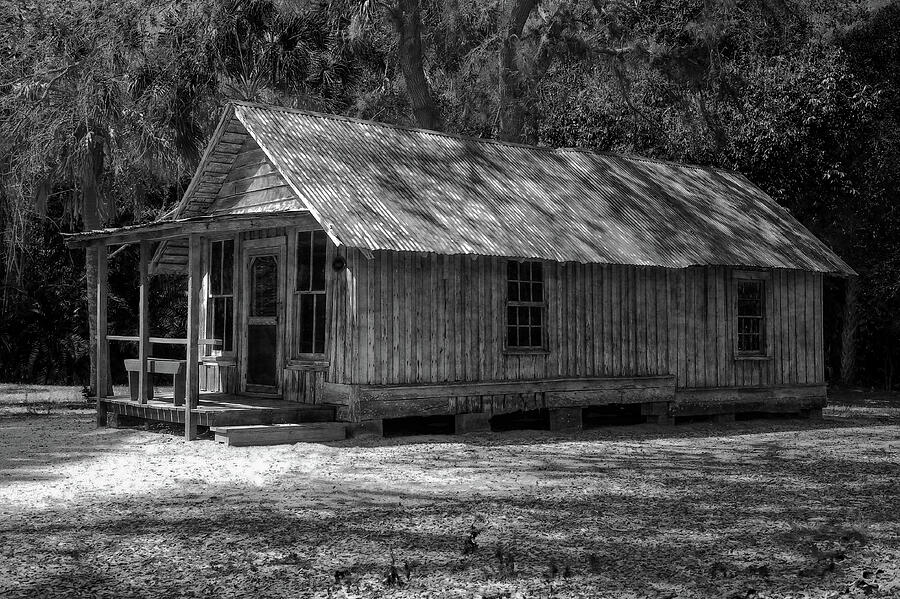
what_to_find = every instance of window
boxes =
[506,260,545,350]
[736,279,764,354]
[296,230,327,355]
[209,239,234,352]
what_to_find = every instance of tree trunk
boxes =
[499,0,539,142]
[82,135,110,396]
[840,276,858,385]
[390,0,441,130]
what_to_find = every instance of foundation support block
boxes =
[645,414,675,425]
[108,413,144,429]
[454,412,492,434]
[347,419,383,439]
[802,407,823,420]
[548,407,583,431]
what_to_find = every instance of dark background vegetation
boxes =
[1,0,898,388]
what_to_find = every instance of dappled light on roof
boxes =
[174,102,853,275]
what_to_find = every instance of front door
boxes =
[241,239,285,394]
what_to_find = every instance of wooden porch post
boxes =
[185,233,201,440]
[95,241,109,426]
[138,240,151,403]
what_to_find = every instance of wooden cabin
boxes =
[66,101,855,442]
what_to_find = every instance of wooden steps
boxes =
[211,423,347,446]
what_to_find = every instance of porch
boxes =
[99,392,335,429]
[65,211,322,440]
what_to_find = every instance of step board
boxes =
[212,423,347,446]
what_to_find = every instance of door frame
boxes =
[239,237,287,395]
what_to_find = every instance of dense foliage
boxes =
[1,0,898,387]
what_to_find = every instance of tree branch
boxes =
[610,59,659,132]
[0,62,80,90]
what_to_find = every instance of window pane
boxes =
[508,261,518,281]
[739,281,761,299]
[221,239,234,294]
[299,294,314,354]
[532,282,543,302]
[530,306,542,326]
[739,330,761,352]
[312,231,327,291]
[213,296,225,343]
[531,261,543,282]
[314,294,326,353]
[738,298,762,316]
[518,306,531,326]
[508,281,519,302]
[519,281,532,302]
[211,241,222,295]
[250,256,278,317]
[507,326,517,347]
[224,297,233,351]
[297,232,311,291]
[507,306,517,326]
[530,326,542,347]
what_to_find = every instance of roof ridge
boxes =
[229,100,558,152]
[228,100,737,176]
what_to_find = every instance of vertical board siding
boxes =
[675,266,822,389]
[339,254,825,390]
[346,253,687,386]
[198,363,238,394]
[282,367,326,403]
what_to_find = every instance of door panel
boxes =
[246,322,277,387]
[241,242,284,393]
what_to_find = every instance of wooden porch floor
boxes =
[100,393,336,428]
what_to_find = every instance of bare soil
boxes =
[0,386,898,598]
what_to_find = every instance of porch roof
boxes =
[63,210,317,248]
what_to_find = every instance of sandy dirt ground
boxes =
[0,387,898,598]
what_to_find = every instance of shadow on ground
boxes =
[1,406,898,598]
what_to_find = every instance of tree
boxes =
[0,0,217,392]
[349,0,442,129]
[0,0,370,388]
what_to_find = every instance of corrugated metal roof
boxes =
[179,101,854,275]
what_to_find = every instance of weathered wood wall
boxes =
[334,251,824,390]
[196,224,824,411]
[198,225,325,403]
[209,137,300,216]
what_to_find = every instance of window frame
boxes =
[206,236,236,356]
[504,259,549,354]
[732,270,772,360]
[293,229,328,359]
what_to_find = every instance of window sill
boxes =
[286,358,329,370]
[502,348,551,356]
[734,354,773,361]
[201,356,236,366]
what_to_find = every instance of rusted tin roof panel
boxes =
[190,101,852,274]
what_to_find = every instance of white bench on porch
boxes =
[109,335,222,405]
[123,358,187,404]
